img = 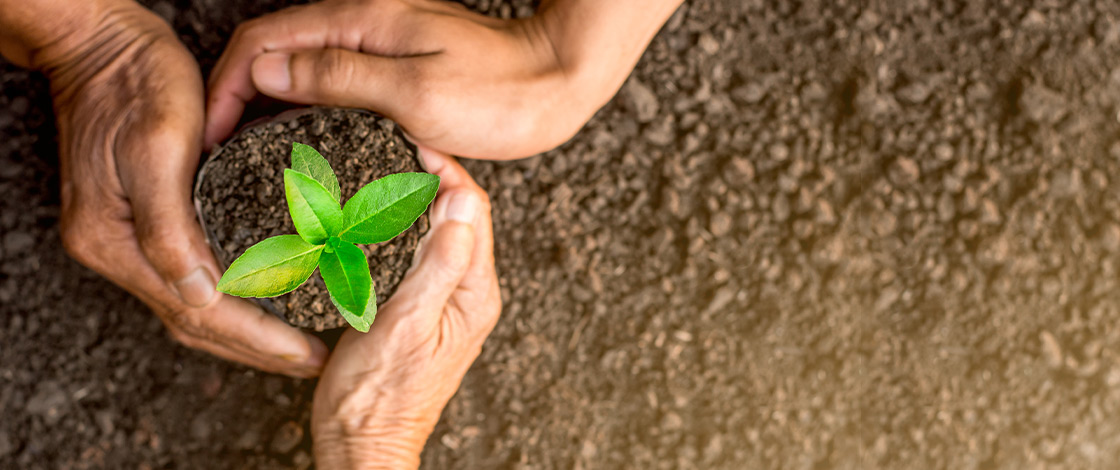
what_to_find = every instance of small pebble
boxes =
[1040,331,1063,368]
[270,421,304,454]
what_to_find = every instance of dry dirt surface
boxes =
[4,0,1120,468]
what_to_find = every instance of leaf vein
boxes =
[224,247,321,285]
[340,186,428,237]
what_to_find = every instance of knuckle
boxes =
[59,222,88,260]
[473,186,493,211]
[477,307,501,338]
[165,308,213,343]
[442,238,473,273]
[314,49,358,96]
[135,221,184,256]
[59,216,98,266]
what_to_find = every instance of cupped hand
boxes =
[43,2,326,377]
[311,149,500,469]
[204,0,613,160]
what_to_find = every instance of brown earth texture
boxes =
[4,0,1120,468]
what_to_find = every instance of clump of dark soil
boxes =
[196,108,427,330]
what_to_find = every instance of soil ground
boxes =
[4,0,1120,468]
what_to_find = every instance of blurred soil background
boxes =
[5,0,1120,468]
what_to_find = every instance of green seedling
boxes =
[216,142,439,332]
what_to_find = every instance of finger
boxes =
[249,48,426,122]
[61,39,220,308]
[67,208,328,376]
[204,4,331,148]
[72,206,330,374]
[384,190,479,324]
[114,57,218,310]
[408,194,478,306]
[170,324,323,378]
[111,43,329,374]
[417,145,475,193]
[193,295,329,373]
[418,147,497,296]
[204,2,435,148]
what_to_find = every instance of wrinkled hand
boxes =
[43,2,326,377]
[312,149,500,469]
[205,0,635,160]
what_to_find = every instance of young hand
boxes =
[311,149,500,469]
[205,0,683,160]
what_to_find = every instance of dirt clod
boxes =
[623,78,660,123]
[270,422,304,455]
[25,381,68,425]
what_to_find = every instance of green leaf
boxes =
[285,169,344,244]
[291,142,341,202]
[339,173,440,244]
[217,235,324,297]
[330,282,377,333]
[319,237,371,316]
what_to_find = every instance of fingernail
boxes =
[252,53,292,93]
[303,332,328,368]
[416,146,443,174]
[445,191,479,224]
[173,267,218,308]
[279,333,327,369]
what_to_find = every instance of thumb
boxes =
[250,49,417,119]
[117,104,218,308]
[125,152,219,308]
[389,189,481,315]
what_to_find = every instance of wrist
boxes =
[33,2,180,109]
[312,385,441,470]
[313,418,430,470]
[532,0,684,109]
[313,415,433,470]
[0,0,135,69]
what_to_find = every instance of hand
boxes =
[205,0,683,160]
[28,1,327,377]
[311,149,500,469]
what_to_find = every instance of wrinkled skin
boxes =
[205,0,683,160]
[0,0,679,466]
[43,3,327,377]
[206,0,586,159]
[312,149,502,469]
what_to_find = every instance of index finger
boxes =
[205,4,324,148]
[204,1,433,148]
